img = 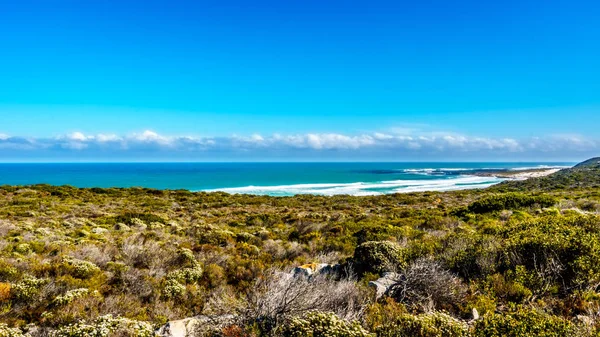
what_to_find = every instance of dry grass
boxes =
[245,268,369,333]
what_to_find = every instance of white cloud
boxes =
[132,130,171,144]
[251,134,264,142]
[96,134,120,142]
[0,129,597,159]
[61,142,89,150]
[67,132,90,141]
[374,132,393,140]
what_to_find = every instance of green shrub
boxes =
[364,298,408,331]
[235,232,255,243]
[375,312,470,337]
[14,243,32,255]
[61,258,101,279]
[441,234,500,280]
[281,311,373,337]
[0,324,30,337]
[161,279,186,300]
[48,314,153,337]
[112,213,165,225]
[352,241,406,275]
[468,193,557,214]
[474,309,575,337]
[0,261,18,280]
[52,288,98,307]
[482,273,532,304]
[246,214,280,227]
[167,266,203,284]
[197,228,234,246]
[175,247,198,267]
[10,275,48,304]
[501,215,600,291]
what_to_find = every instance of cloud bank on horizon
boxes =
[0,129,597,162]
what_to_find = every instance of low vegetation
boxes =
[1,158,600,336]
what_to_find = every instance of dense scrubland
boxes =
[1,158,600,336]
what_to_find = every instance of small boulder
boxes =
[114,223,131,231]
[157,317,197,337]
[91,227,108,234]
[156,315,236,337]
[368,272,400,299]
[292,263,340,277]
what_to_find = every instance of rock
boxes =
[157,317,197,337]
[156,315,236,337]
[368,272,400,299]
[293,263,340,277]
[576,314,594,326]
[114,223,131,231]
[294,263,327,277]
[466,308,481,325]
[91,227,108,234]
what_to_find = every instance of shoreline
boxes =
[473,168,562,180]
[206,168,566,195]
[0,165,568,196]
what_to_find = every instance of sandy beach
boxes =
[507,168,562,179]
[473,168,564,180]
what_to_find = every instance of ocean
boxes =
[0,162,573,196]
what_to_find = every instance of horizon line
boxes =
[0,160,579,164]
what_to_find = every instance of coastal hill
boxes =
[1,158,600,336]
[575,156,600,169]
[491,156,600,191]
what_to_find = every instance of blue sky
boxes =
[0,0,599,161]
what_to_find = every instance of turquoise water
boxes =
[0,162,572,196]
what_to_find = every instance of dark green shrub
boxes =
[60,258,101,279]
[468,193,557,214]
[474,309,575,337]
[375,311,470,337]
[501,215,600,291]
[441,234,500,281]
[112,212,166,225]
[352,241,407,275]
[197,228,234,246]
[0,324,28,337]
[246,214,280,227]
[280,311,373,337]
[10,275,48,304]
[482,273,533,304]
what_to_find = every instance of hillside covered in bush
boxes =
[492,157,600,192]
[1,159,600,336]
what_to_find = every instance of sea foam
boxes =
[508,165,570,171]
[206,175,505,196]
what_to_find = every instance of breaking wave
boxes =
[203,164,572,196]
[508,165,570,171]
[206,176,505,196]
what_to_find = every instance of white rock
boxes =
[156,315,236,337]
[293,263,339,277]
[368,272,400,299]
[91,227,108,234]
